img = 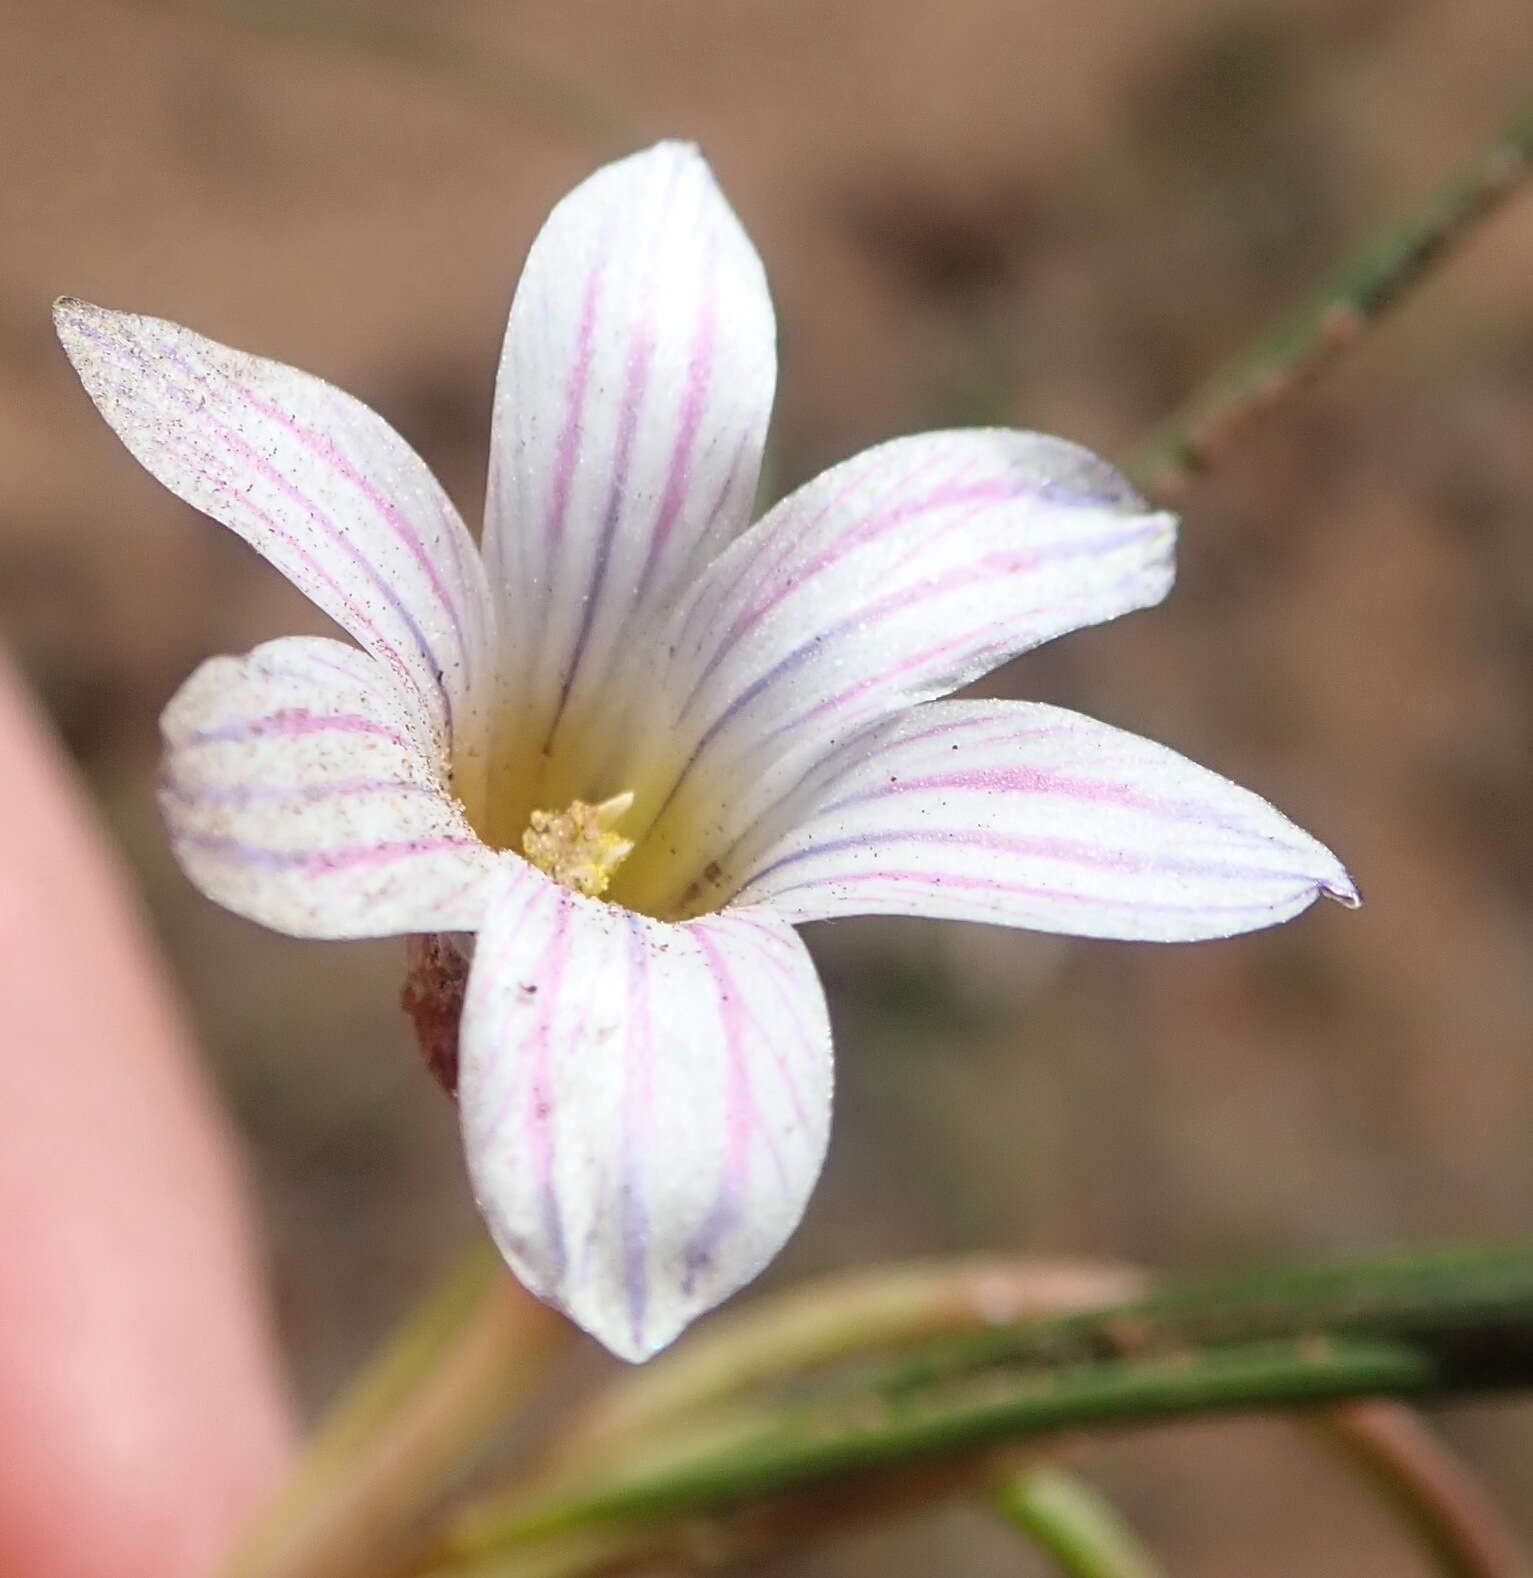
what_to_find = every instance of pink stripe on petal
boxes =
[113,404,410,678]
[148,339,458,724]
[544,260,606,554]
[459,864,831,1362]
[636,253,718,601]
[178,831,481,871]
[235,378,473,676]
[160,775,438,807]
[730,699,1357,942]
[639,431,1175,891]
[160,635,496,940]
[618,913,657,1346]
[485,143,776,751]
[56,301,492,758]
[545,261,661,739]
[183,711,410,749]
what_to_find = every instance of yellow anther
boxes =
[521,792,636,899]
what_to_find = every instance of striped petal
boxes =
[484,142,775,790]
[55,300,492,767]
[719,699,1357,940]
[459,859,831,1361]
[161,636,499,940]
[618,432,1174,916]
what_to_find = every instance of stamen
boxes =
[521,792,636,899]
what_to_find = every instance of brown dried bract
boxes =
[401,932,471,1096]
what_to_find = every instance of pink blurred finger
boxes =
[0,654,292,1578]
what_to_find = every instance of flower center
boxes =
[520,792,637,899]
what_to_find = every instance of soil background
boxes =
[5,1,1533,1569]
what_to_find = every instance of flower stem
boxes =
[425,1338,1440,1573]
[548,1257,1145,1476]
[992,1467,1166,1578]
[1317,1402,1532,1578]
[412,1244,1533,1575]
[217,1239,571,1578]
[1124,102,1533,500]
[385,1262,1146,1578]
[864,1243,1533,1390]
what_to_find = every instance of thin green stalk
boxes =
[428,1339,1447,1571]
[994,1467,1166,1578]
[862,1244,1533,1395]
[218,1239,571,1578]
[410,1244,1533,1575]
[1124,103,1533,498]
[549,1257,1145,1476]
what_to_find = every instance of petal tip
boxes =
[1126,510,1178,613]
[53,297,129,375]
[613,139,734,215]
[642,136,705,164]
[612,138,710,188]
[1322,868,1362,909]
[52,295,97,347]
[587,1312,682,1366]
[1148,509,1178,574]
[481,1236,692,1364]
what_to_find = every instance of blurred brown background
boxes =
[5,0,1533,1570]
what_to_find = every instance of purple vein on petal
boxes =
[762,867,1325,920]
[686,546,1037,746]
[544,153,693,751]
[160,775,436,806]
[715,442,955,633]
[666,445,899,666]
[101,402,413,705]
[673,493,1164,764]
[822,764,1204,824]
[620,911,655,1350]
[176,832,480,872]
[643,561,1046,844]
[542,259,605,558]
[633,221,722,607]
[739,826,1310,895]
[471,875,577,1289]
[747,549,1168,753]
[707,916,813,1134]
[673,470,1005,709]
[543,295,657,745]
[233,378,476,683]
[679,929,747,1295]
[180,710,411,749]
[153,338,459,733]
[245,647,395,689]
[78,325,451,731]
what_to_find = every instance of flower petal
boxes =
[484,142,775,790]
[618,432,1173,914]
[717,699,1357,940]
[459,860,832,1361]
[54,300,492,765]
[160,636,499,939]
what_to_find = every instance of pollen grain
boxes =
[521,792,636,899]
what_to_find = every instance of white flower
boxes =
[55,142,1356,1361]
